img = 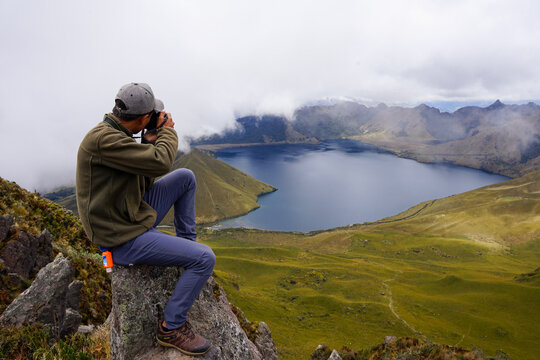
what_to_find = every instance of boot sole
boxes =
[156,336,210,356]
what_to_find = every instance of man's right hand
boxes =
[160,112,175,129]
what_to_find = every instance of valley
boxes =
[199,227,539,359]
[4,3,540,359]
[194,170,540,359]
[3,160,539,360]
[15,101,540,359]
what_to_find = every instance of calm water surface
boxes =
[214,140,508,232]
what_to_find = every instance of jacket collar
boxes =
[103,113,135,138]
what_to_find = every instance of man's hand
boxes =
[160,112,175,128]
[143,112,175,143]
[143,131,158,143]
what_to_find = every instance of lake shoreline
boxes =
[194,138,320,152]
[210,140,509,232]
[197,186,278,229]
[345,135,524,178]
[196,138,519,179]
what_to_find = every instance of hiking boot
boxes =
[156,321,211,355]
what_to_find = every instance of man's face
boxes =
[134,113,152,133]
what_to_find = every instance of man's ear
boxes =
[136,113,151,127]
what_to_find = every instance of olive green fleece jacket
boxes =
[76,114,178,248]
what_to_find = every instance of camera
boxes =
[145,98,167,131]
[141,111,168,144]
[145,110,162,131]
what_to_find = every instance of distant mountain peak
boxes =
[486,99,505,110]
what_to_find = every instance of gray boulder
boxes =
[310,347,342,360]
[311,345,331,360]
[61,307,83,337]
[385,335,398,344]
[327,350,342,360]
[33,230,54,273]
[0,215,13,242]
[0,228,53,279]
[2,232,37,278]
[0,253,82,338]
[110,265,277,360]
[67,280,84,310]
[254,322,278,360]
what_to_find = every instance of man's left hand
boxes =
[143,131,158,144]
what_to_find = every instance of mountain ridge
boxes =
[193,100,540,178]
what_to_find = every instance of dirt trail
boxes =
[367,200,436,226]
[454,325,471,347]
[381,272,425,339]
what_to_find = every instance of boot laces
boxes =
[180,321,196,340]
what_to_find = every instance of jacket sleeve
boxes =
[97,127,179,177]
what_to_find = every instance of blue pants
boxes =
[111,169,216,329]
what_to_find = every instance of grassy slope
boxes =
[356,169,540,246]
[199,171,540,359]
[0,177,110,324]
[160,149,276,225]
[10,156,540,358]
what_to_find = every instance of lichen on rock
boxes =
[110,264,278,360]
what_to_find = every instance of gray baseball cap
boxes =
[113,82,163,116]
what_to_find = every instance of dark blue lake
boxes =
[214,140,508,232]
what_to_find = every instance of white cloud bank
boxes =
[1,0,540,190]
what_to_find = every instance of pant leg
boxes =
[144,168,197,241]
[112,228,215,328]
[113,168,211,328]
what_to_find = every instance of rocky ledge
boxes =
[110,264,278,360]
[0,253,82,338]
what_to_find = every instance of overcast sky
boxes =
[1,0,540,191]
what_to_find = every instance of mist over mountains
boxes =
[194,100,540,177]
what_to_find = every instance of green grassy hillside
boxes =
[160,149,276,225]
[198,171,540,359]
[9,155,540,359]
[357,169,540,246]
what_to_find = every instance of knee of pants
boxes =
[198,245,216,274]
[174,168,196,188]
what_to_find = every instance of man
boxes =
[76,83,215,356]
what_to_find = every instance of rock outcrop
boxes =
[254,322,278,360]
[0,214,53,280]
[327,350,342,360]
[0,214,13,242]
[311,344,333,360]
[110,264,278,360]
[310,337,505,360]
[0,253,82,338]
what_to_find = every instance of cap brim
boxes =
[154,99,164,111]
